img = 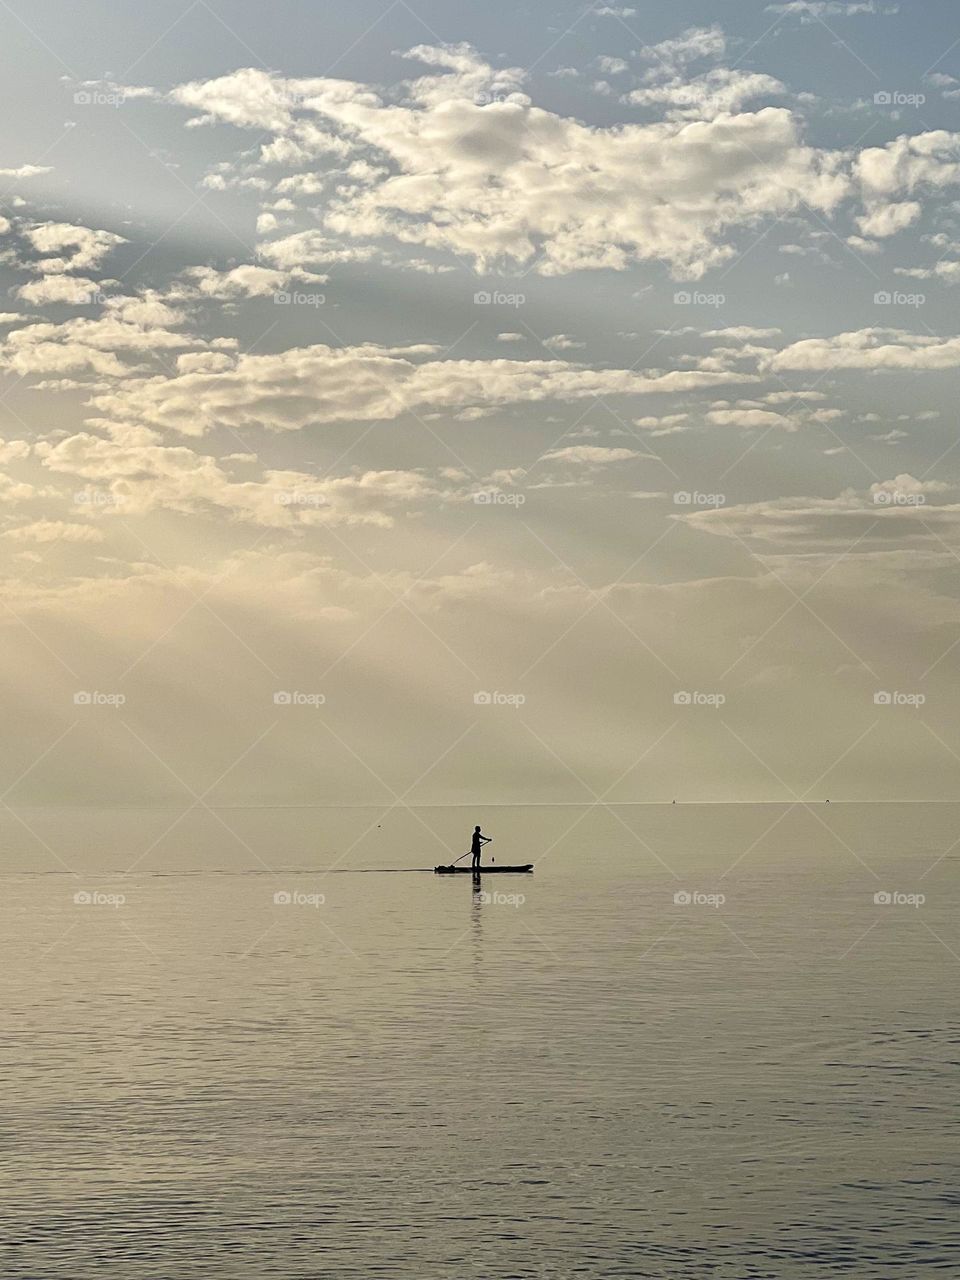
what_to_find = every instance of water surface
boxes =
[2,803,958,1277]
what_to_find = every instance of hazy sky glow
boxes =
[3,0,960,804]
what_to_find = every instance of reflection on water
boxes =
[1,804,959,1277]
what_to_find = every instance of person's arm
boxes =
[481,835,492,844]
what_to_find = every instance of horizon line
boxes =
[8,799,960,810]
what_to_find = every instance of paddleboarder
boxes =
[470,825,492,870]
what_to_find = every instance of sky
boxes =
[2,0,960,806]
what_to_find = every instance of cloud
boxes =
[72,79,159,104]
[856,134,960,218]
[638,25,727,68]
[706,408,798,430]
[763,390,826,403]
[625,68,785,120]
[255,231,378,269]
[766,2,897,15]
[541,445,642,464]
[704,326,782,341]
[175,264,314,299]
[677,488,958,550]
[172,65,306,132]
[857,200,921,237]
[0,165,53,179]
[0,440,30,463]
[543,334,584,351]
[86,342,750,437]
[895,260,960,283]
[0,295,199,378]
[24,222,126,274]
[175,352,235,374]
[767,329,960,372]
[17,275,101,305]
[633,413,690,435]
[37,421,462,528]
[871,473,949,499]
[4,520,104,543]
[152,47,854,280]
[845,234,883,255]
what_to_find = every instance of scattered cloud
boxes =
[85,343,751,437]
[17,276,102,305]
[149,47,859,280]
[625,68,785,120]
[706,408,799,430]
[767,329,960,372]
[543,334,585,351]
[24,222,126,274]
[766,2,898,16]
[541,445,642,464]
[0,165,53,179]
[704,326,782,341]
[4,520,104,543]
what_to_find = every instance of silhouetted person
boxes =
[471,825,491,870]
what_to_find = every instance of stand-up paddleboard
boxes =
[434,864,533,874]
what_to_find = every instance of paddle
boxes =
[451,837,494,867]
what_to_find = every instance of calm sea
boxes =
[2,803,958,1278]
